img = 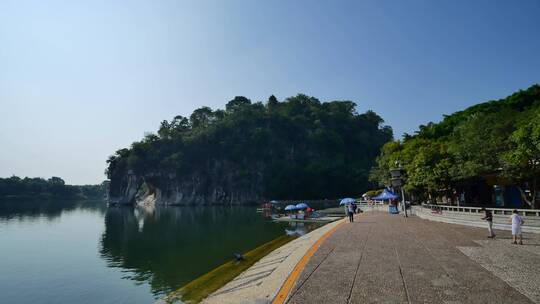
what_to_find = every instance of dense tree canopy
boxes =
[107,94,393,201]
[0,176,109,200]
[370,84,540,207]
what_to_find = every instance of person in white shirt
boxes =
[509,209,524,245]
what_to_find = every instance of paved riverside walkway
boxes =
[286,212,540,304]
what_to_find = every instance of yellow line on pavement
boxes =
[272,220,345,304]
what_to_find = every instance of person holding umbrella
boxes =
[347,203,354,222]
[284,205,297,219]
[295,203,309,220]
[340,198,356,223]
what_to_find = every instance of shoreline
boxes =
[200,218,345,304]
[162,234,297,304]
[161,217,345,304]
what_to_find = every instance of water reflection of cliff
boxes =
[99,206,288,298]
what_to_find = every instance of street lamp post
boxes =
[390,160,408,218]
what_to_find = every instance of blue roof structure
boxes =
[372,188,399,200]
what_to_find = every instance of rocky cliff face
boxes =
[108,163,265,206]
[108,170,142,205]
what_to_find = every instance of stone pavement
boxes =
[286,212,540,304]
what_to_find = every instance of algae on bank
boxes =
[164,234,295,303]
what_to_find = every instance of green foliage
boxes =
[414,85,540,140]
[370,84,540,202]
[501,106,540,207]
[369,140,402,186]
[106,94,393,199]
[447,109,517,180]
[0,176,109,200]
[503,106,540,176]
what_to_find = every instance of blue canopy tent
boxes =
[372,189,400,214]
[372,189,399,200]
[339,198,356,205]
[284,205,297,211]
[295,203,310,209]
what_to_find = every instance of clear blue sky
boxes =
[1,0,539,184]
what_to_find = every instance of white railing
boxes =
[414,205,540,233]
[421,204,540,217]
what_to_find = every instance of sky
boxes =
[1,0,539,185]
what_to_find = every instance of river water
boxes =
[0,200,319,304]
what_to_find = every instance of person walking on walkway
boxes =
[480,207,495,238]
[509,209,524,245]
[347,203,354,223]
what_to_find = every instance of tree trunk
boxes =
[518,186,533,208]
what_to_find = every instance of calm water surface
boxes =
[0,200,318,304]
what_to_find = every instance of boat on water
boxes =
[256,201,276,212]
